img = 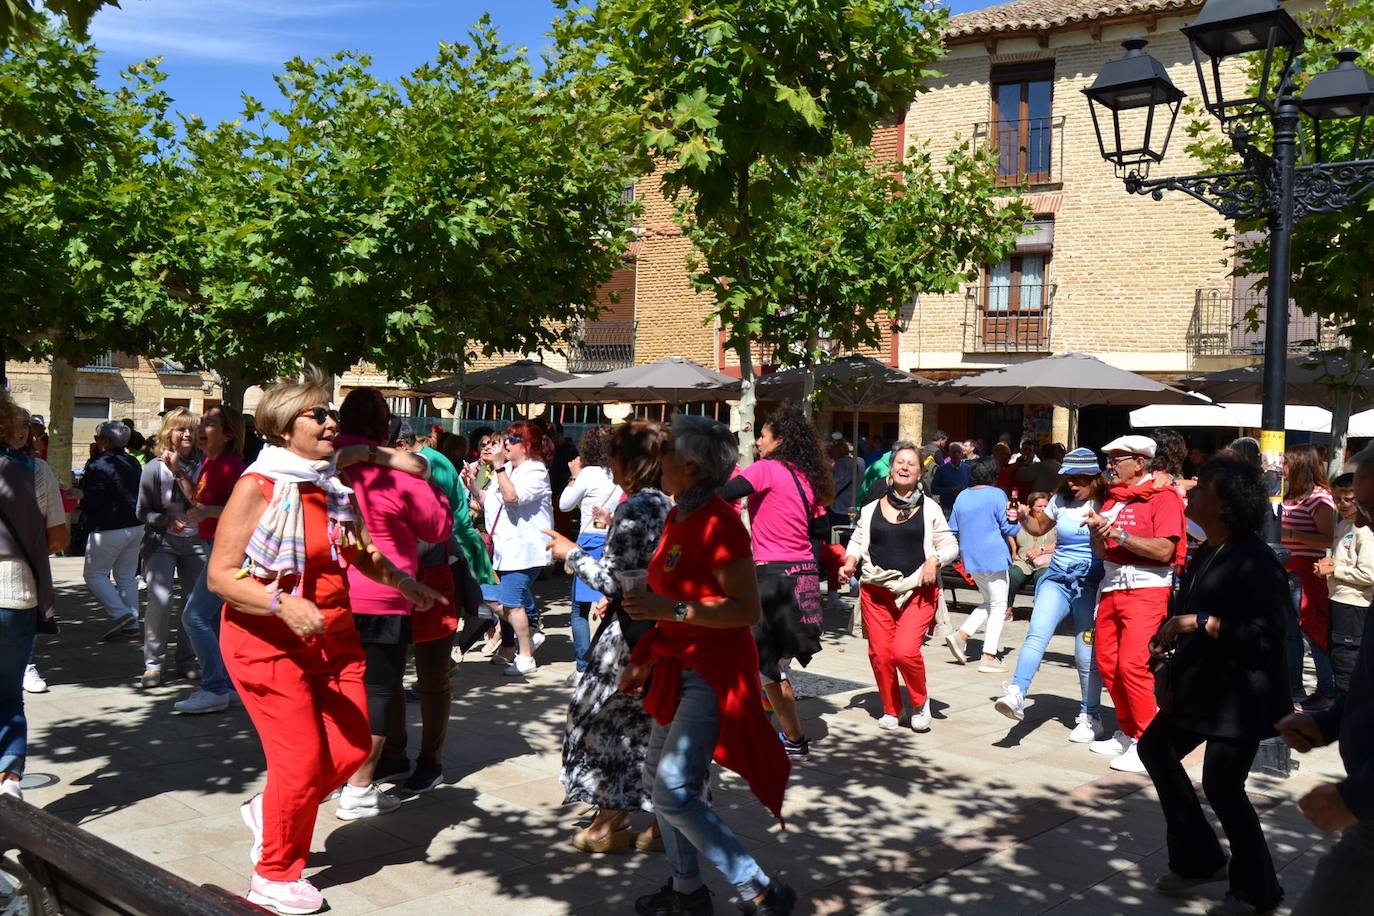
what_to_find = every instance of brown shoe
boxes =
[634,825,664,853]
[571,826,632,855]
[139,669,162,689]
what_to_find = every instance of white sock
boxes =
[342,783,371,797]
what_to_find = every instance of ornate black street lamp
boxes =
[1083,0,1374,511]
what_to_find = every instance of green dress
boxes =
[420,445,495,585]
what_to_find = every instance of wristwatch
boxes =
[1117,528,1131,544]
[1196,610,1211,636]
[673,601,690,623]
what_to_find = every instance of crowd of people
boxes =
[2,380,1373,916]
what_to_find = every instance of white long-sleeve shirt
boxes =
[482,460,553,571]
[1329,519,1374,607]
[558,465,623,534]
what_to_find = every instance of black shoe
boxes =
[403,757,444,794]
[635,882,714,916]
[374,758,412,785]
[742,883,796,916]
[779,732,809,760]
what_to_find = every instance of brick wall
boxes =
[899,15,1251,377]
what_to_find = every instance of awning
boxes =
[1129,402,1358,435]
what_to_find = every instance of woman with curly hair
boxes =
[558,426,624,686]
[719,404,833,759]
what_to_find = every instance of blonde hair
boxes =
[256,369,330,447]
[156,407,199,454]
[0,388,26,447]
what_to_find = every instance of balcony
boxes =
[1188,288,1343,359]
[963,284,1055,354]
[79,351,117,372]
[569,319,636,373]
[972,116,1065,187]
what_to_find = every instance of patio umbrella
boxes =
[941,352,1208,446]
[1130,402,1334,434]
[416,359,575,404]
[1180,352,1374,410]
[538,357,740,407]
[756,355,933,409]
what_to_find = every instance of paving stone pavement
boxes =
[11,557,1348,915]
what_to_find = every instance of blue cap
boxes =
[1059,447,1102,476]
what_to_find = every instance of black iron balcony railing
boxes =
[79,351,117,371]
[972,115,1066,187]
[569,319,636,373]
[963,284,1054,354]
[1188,288,1343,358]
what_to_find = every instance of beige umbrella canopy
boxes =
[416,359,575,404]
[538,357,741,406]
[941,352,1208,446]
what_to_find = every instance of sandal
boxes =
[572,826,632,855]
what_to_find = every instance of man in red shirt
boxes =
[1084,435,1186,774]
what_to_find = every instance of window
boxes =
[203,398,221,412]
[991,64,1054,184]
[984,219,1054,313]
[73,397,111,420]
[163,398,191,413]
[620,182,636,203]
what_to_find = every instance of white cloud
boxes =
[90,0,390,65]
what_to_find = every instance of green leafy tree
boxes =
[0,25,177,479]
[555,0,949,455]
[684,137,1027,400]
[0,0,114,49]
[142,24,640,398]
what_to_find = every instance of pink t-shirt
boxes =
[334,433,452,615]
[741,458,817,563]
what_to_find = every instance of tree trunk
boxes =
[735,338,756,467]
[48,357,76,489]
[801,332,818,419]
[1328,346,1364,482]
[216,360,249,412]
[0,336,7,387]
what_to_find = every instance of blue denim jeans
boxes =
[180,539,232,696]
[1011,571,1103,718]
[643,669,770,900]
[1286,572,1336,699]
[0,607,38,775]
[571,602,592,672]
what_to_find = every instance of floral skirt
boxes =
[560,617,653,811]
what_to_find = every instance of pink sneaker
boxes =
[246,874,324,915]
[240,793,263,865]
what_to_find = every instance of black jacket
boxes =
[1167,531,1293,740]
[78,450,142,532]
[1313,604,1374,821]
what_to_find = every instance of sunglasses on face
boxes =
[298,406,339,425]
[505,436,523,446]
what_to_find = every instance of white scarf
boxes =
[241,445,356,592]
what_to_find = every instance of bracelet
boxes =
[268,592,282,615]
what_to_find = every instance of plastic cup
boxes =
[617,569,648,595]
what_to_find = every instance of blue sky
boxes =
[89,0,1000,126]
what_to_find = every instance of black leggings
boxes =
[1138,714,1283,912]
[362,640,407,737]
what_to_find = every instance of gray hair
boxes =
[890,439,920,461]
[669,414,738,489]
[97,420,131,449]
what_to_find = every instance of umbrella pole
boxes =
[1068,405,1079,449]
[851,405,861,512]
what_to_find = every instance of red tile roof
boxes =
[946,0,1203,40]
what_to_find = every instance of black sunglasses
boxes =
[298,406,339,425]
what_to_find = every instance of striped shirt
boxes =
[1282,487,1336,560]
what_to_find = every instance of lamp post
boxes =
[1083,0,1374,523]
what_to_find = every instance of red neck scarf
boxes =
[1102,479,1161,512]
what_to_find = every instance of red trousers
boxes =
[818,543,846,592]
[221,607,371,881]
[860,583,939,715]
[1286,555,1330,651]
[1095,587,1168,740]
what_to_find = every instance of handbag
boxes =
[480,504,503,560]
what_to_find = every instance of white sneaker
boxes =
[994,684,1025,722]
[0,778,21,802]
[335,783,401,820]
[944,631,968,665]
[1068,713,1106,744]
[531,630,546,653]
[564,669,583,687]
[173,689,231,715]
[503,654,537,677]
[246,874,325,914]
[878,714,900,730]
[240,793,263,865]
[1090,729,1132,758]
[1109,739,1147,774]
[910,698,932,732]
[22,664,47,693]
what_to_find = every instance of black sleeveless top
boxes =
[868,501,926,575]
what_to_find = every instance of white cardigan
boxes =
[845,494,960,570]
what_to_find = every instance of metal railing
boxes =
[568,319,636,373]
[972,115,1066,186]
[1188,288,1343,358]
[963,283,1055,354]
[79,351,116,371]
